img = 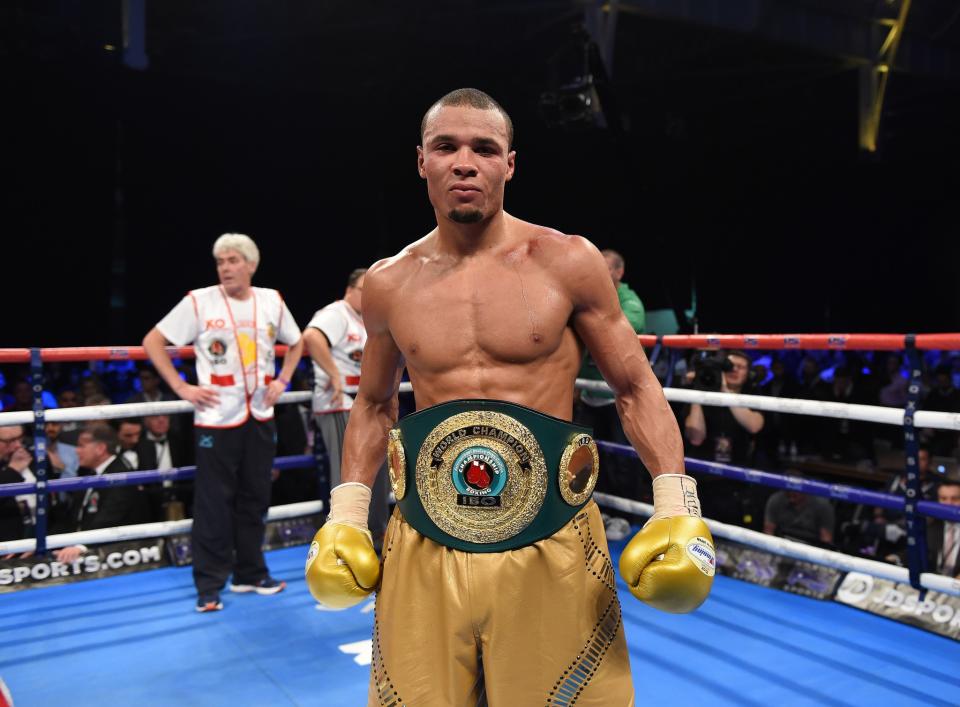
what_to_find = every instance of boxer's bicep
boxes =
[566,237,683,473]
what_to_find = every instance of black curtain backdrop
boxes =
[5,6,959,347]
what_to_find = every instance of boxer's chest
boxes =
[391,264,574,370]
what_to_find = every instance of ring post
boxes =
[30,348,50,556]
[903,334,927,592]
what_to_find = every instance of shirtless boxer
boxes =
[306,88,714,706]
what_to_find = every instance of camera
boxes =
[692,352,734,392]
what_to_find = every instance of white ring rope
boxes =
[593,492,960,597]
[0,500,323,555]
[576,380,960,431]
[1,380,957,431]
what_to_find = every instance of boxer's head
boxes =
[418,88,516,226]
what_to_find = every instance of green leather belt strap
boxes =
[391,399,599,553]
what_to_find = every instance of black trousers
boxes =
[193,418,276,594]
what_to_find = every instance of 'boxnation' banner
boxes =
[835,572,960,641]
[715,539,844,600]
[0,539,168,593]
[167,513,323,567]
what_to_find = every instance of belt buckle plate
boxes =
[415,410,548,544]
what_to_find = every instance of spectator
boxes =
[79,376,107,404]
[764,485,835,547]
[45,420,79,480]
[793,356,823,454]
[878,354,908,408]
[72,425,150,529]
[815,365,874,463]
[684,351,764,465]
[798,356,822,397]
[922,364,960,457]
[575,249,647,514]
[135,414,194,521]
[928,478,960,578]
[114,418,143,469]
[7,379,33,412]
[757,357,801,467]
[54,425,152,563]
[303,267,390,548]
[684,350,764,527]
[128,364,185,434]
[142,232,304,612]
[856,446,938,562]
[57,389,83,444]
[0,425,35,541]
[129,365,175,404]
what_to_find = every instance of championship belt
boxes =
[388,399,600,552]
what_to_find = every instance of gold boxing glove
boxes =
[305,482,381,609]
[618,474,715,613]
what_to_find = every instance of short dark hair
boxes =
[347,268,367,289]
[726,350,750,364]
[420,88,514,149]
[601,249,624,271]
[113,418,143,431]
[81,424,119,452]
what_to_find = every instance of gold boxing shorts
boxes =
[368,501,634,706]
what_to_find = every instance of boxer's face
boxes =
[418,106,515,225]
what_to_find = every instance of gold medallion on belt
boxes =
[386,428,407,501]
[413,410,548,544]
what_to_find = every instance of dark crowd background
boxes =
[4,1,960,348]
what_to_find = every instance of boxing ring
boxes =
[1,335,960,706]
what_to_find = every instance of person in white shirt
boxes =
[136,414,193,521]
[303,268,389,547]
[143,233,304,613]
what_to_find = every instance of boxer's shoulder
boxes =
[508,223,606,292]
[508,220,599,267]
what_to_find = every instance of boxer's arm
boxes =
[306,263,400,608]
[566,238,683,476]
[339,263,405,489]
[567,238,714,613]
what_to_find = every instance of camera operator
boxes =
[685,350,764,462]
[684,350,765,526]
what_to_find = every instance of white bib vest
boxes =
[189,285,287,428]
[310,300,366,414]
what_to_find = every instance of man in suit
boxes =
[75,425,151,531]
[55,425,153,563]
[928,478,960,578]
[135,414,193,520]
[0,425,34,541]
